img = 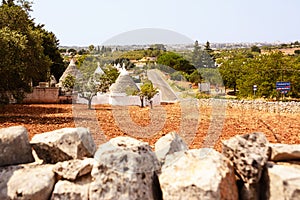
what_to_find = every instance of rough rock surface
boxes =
[155,132,188,165]
[0,164,55,200]
[267,162,300,200]
[0,126,34,167]
[159,149,238,200]
[222,132,269,200]
[53,158,94,181]
[199,99,300,114]
[268,143,300,161]
[31,127,96,163]
[51,176,91,200]
[90,136,161,200]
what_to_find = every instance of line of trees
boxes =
[218,49,300,99]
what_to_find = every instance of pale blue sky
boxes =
[31,0,299,46]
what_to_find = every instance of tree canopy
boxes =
[76,61,119,109]
[218,49,300,99]
[157,52,194,74]
[0,2,51,102]
[0,0,64,103]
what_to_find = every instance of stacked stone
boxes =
[0,126,300,199]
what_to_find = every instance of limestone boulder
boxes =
[53,158,94,181]
[222,132,269,200]
[0,164,55,200]
[155,132,188,165]
[268,143,300,161]
[51,176,91,200]
[90,136,161,200]
[268,162,300,200]
[159,149,238,200]
[31,127,96,163]
[0,126,34,167]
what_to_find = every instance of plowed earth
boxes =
[0,103,299,151]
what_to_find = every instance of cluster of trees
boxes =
[71,55,157,109]
[157,52,194,74]
[155,41,219,86]
[85,45,113,55]
[218,49,300,99]
[0,0,65,103]
[121,46,166,60]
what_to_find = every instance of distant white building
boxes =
[76,68,161,107]
[109,68,141,106]
[94,62,104,75]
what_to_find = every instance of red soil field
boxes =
[0,103,299,151]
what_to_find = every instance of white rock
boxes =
[0,164,55,200]
[51,176,91,200]
[268,143,300,161]
[155,132,188,165]
[159,149,238,200]
[31,127,96,163]
[90,136,161,200]
[268,162,300,200]
[0,126,34,167]
[222,132,269,200]
[53,158,94,181]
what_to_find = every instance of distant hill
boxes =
[102,28,193,46]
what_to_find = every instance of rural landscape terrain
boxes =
[1,1,300,199]
[1,103,299,152]
[1,0,300,150]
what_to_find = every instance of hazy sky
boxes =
[31,0,299,46]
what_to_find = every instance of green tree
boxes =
[198,68,223,86]
[170,71,185,81]
[251,45,261,53]
[132,80,158,108]
[77,77,100,109]
[0,2,51,103]
[289,56,300,98]
[294,50,300,55]
[36,25,65,81]
[236,52,286,99]
[188,69,202,84]
[77,65,119,109]
[141,80,158,109]
[192,40,215,69]
[62,74,75,92]
[218,50,249,94]
[157,52,194,74]
[2,0,32,12]
[78,49,88,55]
[149,44,166,51]
[68,48,77,55]
[88,45,95,53]
[204,41,213,54]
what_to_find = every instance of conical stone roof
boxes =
[59,59,82,84]
[94,63,104,75]
[109,73,139,95]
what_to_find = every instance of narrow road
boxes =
[147,70,178,102]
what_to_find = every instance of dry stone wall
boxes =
[199,99,300,114]
[0,126,300,200]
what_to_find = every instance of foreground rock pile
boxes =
[0,126,300,200]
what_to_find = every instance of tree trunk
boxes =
[88,98,92,109]
[140,96,144,108]
[150,100,153,109]
[234,84,237,94]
